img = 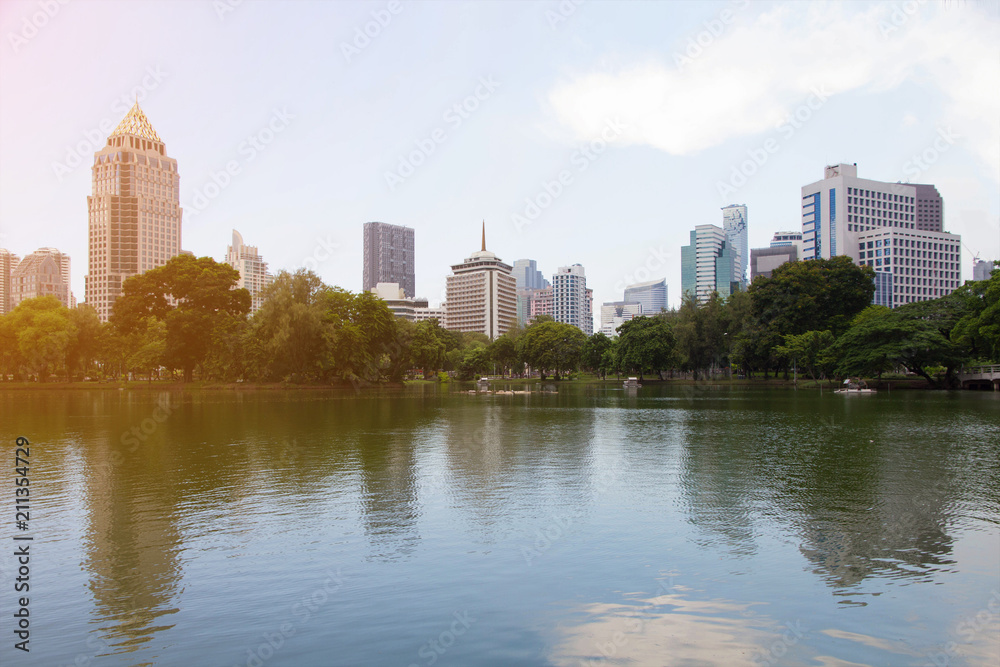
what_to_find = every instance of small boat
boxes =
[623,377,641,388]
[835,378,876,394]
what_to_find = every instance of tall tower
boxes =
[552,264,592,335]
[721,204,748,287]
[85,102,182,322]
[0,249,20,315]
[362,222,415,297]
[444,223,517,339]
[226,230,272,314]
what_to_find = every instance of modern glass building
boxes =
[721,204,748,287]
[623,278,667,314]
[681,225,734,302]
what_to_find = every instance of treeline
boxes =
[0,254,996,387]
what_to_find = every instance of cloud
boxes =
[547,2,1000,178]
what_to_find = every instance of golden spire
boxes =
[110,101,162,142]
[481,220,486,252]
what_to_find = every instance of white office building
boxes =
[600,301,643,337]
[856,228,961,308]
[552,263,593,335]
[225,229,273,313]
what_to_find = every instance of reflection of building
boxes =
[86,102,182,321]
[552,264,592,335]
[444,224,516,339]
[0,249,18,314]
[623,278,667,314]
[600,301,642,337]
[681,225,740,302]
[225,229,272,313]
[363,222,415,297]
[11,247,74,308]
[370,282,429,321]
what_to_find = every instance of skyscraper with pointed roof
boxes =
[85,102,182,321]
[444,222,517,339]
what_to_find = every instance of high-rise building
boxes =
[802,163,962,307]
[600,301,643,337]
[511,259,549,290]
[528,286,552,322]
[0,249,21,314]
[770,231,804,251]
[226,229,272,314]
[681,224,738,303]
[413,305,447,323]
[721,204,748,286]
[86,102,182,321]
[973,259,995,282]
[856,228,961,307]
[623,278,667,314]
[363,222,415,298]
[444,224,517,339]
[552,264,592,335]
[801,163,917,263]
[10,247,73,309]
[913,184,944,232]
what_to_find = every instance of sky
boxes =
[1,0,998,320]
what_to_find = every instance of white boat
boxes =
[623,377,641,388]
[835,378,876,394]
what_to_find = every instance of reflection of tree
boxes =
[677,397,963,592]
[82,392,183,653]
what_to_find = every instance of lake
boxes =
[0,384,998,666]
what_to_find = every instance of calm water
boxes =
[0,385,998,667]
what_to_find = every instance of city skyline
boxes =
[1,1,998,317]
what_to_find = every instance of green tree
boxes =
[490,333,521,377]
[952,263,1000,362]
[410,319,448,378]
[775,330,836,380]
[616,316,676,381]
[581,332,613,378]
[519,321,587,380]
[251,270,329,381]
[65,305,103,380]
[113,255,250,382]
[750,256,876,337]
[5,296,74,381]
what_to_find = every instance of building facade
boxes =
[623,278,667,314]
[86,102,182,321]
[973,259,995,282]
[511,259,549,290]
[225,229,272,313]
[528,286,552,321]
[444,228,516,339]
[600,301,643,337]
[681,224,737,302]
[856,228,961,308]
[552,264,592,335]
[721,204,748,286]
[10,248,73,309]
[363,222,415,298]
[370,282,429,321]
[0,249,21,314]
[801,163,917,263]
[413,305,447,323]
[913,184,944,232]
[751,245,799,281]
